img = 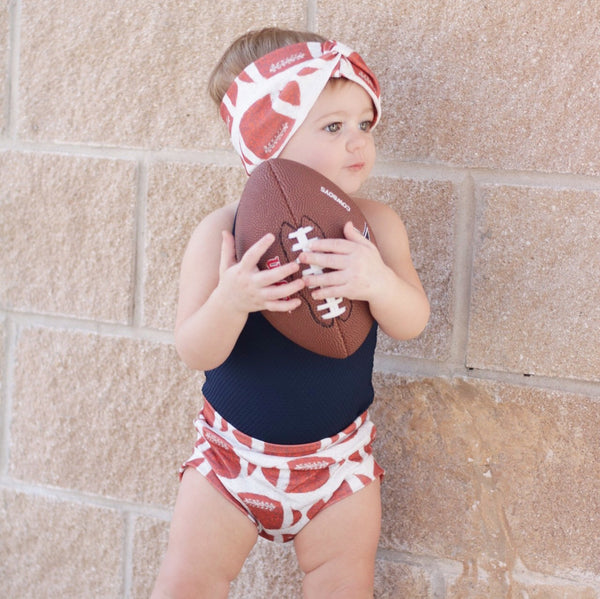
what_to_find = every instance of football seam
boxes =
[267,161,297,224]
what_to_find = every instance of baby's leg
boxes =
[151,468,258,599]
[294,479,381,599]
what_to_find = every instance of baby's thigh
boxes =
[293,479,381,598]
[152,469,258,598]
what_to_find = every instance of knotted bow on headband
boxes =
[220,40,381,174]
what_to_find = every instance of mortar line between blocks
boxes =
[4,310,174,345]
[373,353,600,398]
[449,173,477,366]
[0,139,243,167]
[132,159,149,328]
[511,557,600,593]
[371,160,600,191]
[122,512,136,599]
[0,476,173,520]
[1,135,598,191]
[307,0,318,30]
[463,366,600,399]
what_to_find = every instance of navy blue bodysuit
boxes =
[203,311,377,445]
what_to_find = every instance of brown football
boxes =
[234,158,375,358]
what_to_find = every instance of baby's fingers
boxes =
[255,259,301,285]
[262,276,304,312]
[299,250,347,272]
[238,233,275,268]
[219,230,237,275]
[264,296,303,312]
[262,276,305,300]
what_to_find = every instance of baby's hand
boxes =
[218,231,305,314]
[297,221,386,303]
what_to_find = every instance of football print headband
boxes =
[220,40,381,174]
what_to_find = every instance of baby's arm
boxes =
[298,200,430,341]
[174,204,305,371]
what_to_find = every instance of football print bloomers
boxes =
[181,399,384,543]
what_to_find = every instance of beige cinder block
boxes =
[317,0,600,176]
[0,152,136,322]
[18,1,306,149]
[131,517,170,598]
[144,163,247,330]
[0,489,123,598]
[504,581,598,599]
[468,185,600,381]
[0,4,8,136]
[0,317,5,392]
[10,326,204,505]
[447,574,599,599]
[371,375,600,590]
[229,537,303,599]
[360,176,457,360]
[374,560,436,598]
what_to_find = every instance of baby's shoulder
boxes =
[353,197,404,231]
[191,201,238,238]
[204,200,238,228]
[352,196,411,257]
[184,201,239,257]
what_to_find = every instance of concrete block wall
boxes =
[1,1,598,597]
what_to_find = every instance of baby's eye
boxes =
[359,120,374,132]
[324,122,342,133]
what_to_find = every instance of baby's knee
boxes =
[151,560,230,599]
[302,565,374,599]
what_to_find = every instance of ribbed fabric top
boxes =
[202,311,377,444]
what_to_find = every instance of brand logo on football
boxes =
[319,186,351,212]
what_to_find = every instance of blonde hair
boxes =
[208,27,327,107]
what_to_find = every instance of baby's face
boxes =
[279,79,376,195]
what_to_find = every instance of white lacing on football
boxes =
[288,226,346,320]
